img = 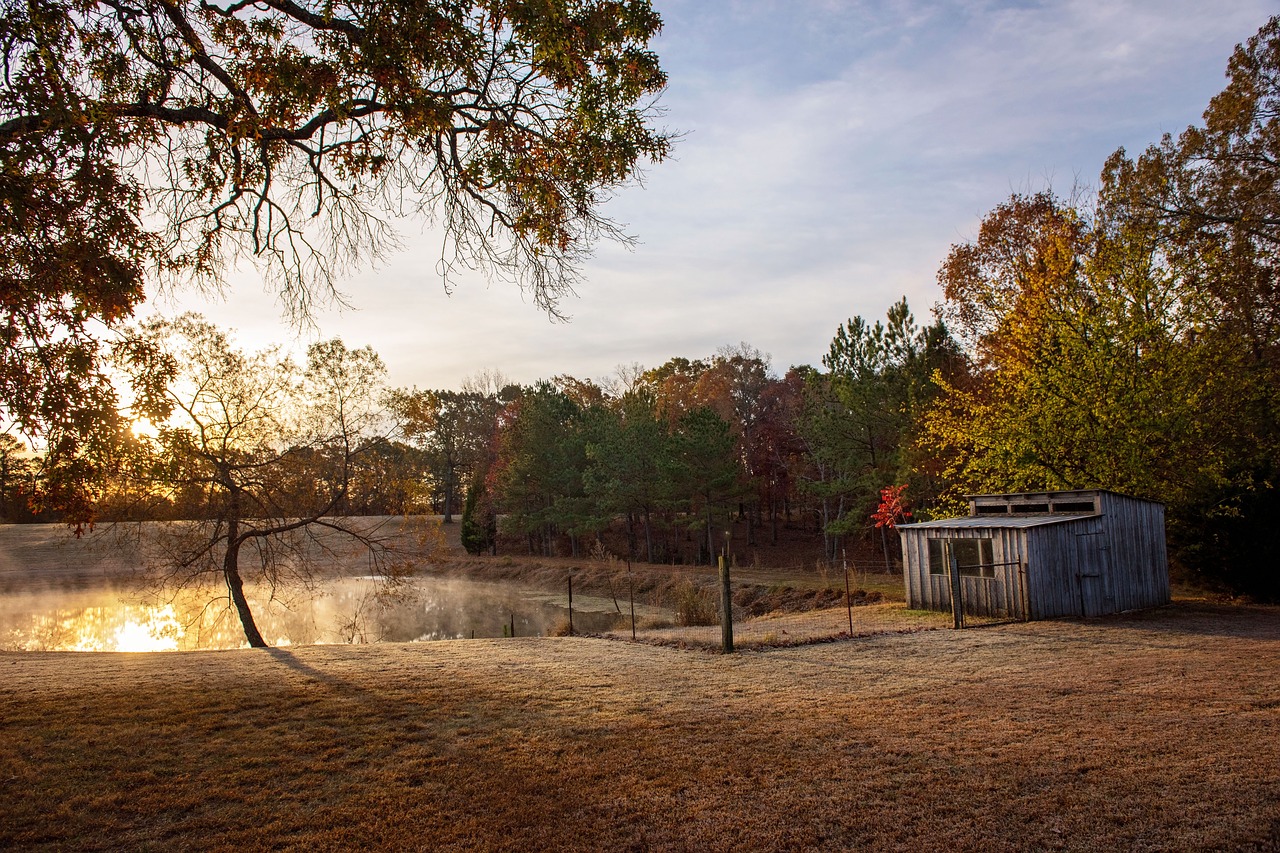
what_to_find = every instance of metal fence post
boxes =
[949,549,964,629]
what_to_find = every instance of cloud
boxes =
[167,0,1278,390]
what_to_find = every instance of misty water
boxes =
[0,575,646,652]
[0,523,661,652]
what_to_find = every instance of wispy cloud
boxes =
[175,0,1277,389]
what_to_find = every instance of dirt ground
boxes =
[2,601,1277,851]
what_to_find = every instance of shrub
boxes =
[672,580,718,626]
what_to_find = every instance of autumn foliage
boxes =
[872,485,912,530]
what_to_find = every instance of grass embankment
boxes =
[2,602,1278,851]
[436,553,924,648]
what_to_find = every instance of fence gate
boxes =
[946,550,1028,629]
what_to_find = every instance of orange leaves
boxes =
[3,0,673,524]
[938,192,1089,370]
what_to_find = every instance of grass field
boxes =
[2,601,1278,851]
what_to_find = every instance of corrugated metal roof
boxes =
[898,514,1092,530]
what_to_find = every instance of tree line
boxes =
[922,18,1280,600]
[438,324,958,568]
[32,314,957,571]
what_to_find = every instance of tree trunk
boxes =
[222,495,267,647]
[223,516,266,647]
[821,496,831,558]
[644,507,654,564]
[225,564,266,648]
[706,503,714,567]
[442,461,455,523]
[771,494,778,544]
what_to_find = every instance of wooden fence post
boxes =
[719,554,734,653]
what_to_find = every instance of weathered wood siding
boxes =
[900,526,1029,619]
[900,528,928,609]
[1025,498,1169,617]
[1024,518,1100,619]
[1097,492,1170,612]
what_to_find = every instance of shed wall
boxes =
[901,527,1029,619]
[1024,519,1102,618]
[1098,493,1170,611]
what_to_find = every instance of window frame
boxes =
[926,537,996,579]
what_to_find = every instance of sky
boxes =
[157,0,1278,392]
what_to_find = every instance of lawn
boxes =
[1,602,1278,851]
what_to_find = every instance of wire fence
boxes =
[596,600,953,650]
[947,560,1029,629]
[534,554,1028,651]
[554,564,954,651]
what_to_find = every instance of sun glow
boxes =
[131,418,161,439]
[109,611,182,652]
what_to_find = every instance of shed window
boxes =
[927,538,996,578]
[927,539,945,574]
[1052,500,1096,513]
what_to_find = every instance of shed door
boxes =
[1075,532,1112,617]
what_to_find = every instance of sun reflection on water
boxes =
[104,607,182,652]
[23,604,186,652]
[6,592,257,652]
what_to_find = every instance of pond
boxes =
[0,522,664,651]
[0,575,651,651]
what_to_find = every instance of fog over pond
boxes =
[0,524,662,651]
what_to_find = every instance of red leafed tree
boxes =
[871,484,912,570]
[872,484,912,529]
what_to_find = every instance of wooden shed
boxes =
[897,489,1169,621]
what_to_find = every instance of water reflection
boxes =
[0,576,659,652]
[19,601,184,652]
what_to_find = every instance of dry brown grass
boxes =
[608,600,952,649]
[2,602,1278,851]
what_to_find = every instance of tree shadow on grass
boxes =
[262,645,369,692]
